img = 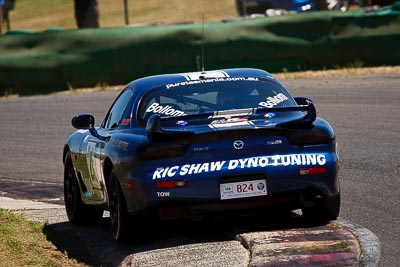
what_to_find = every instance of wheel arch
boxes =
[102,157,137,214]
[63,145,86,202]
[103,157,114,190]
[63,144,70,165]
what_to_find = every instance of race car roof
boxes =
[127,68,275,93]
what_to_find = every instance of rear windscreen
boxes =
[139,77,296,122]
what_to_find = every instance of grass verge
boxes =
[2,65,399,98]
[274,66,400,80]
[9,0,237,32]
[0,209,86,267]
[50,65,400,96]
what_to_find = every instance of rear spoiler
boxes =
[146,97,316,141]
[276,97,316,127]
[146,114,195,141]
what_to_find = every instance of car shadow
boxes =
[43,210,327,266]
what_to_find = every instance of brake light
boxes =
[298,167,327,176]
[155,180,188,188]
[125,183,134,189]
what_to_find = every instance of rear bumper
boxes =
[126,186,339,220]
[122,149,340,219]
[156,193,300,220]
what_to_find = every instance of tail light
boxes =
[298,167,327,176]
[125,183,134,189]
[286,127,335,146]
[138,143,188,160]
[155,180,188,188]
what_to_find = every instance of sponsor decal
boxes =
[211,116,249,125]
[209,121,249,128]
[209,116,250,128]
[157,192,170,197]
[165,77,259,89]
[258,93,289,108]
[152,154,327,179]
[265,112,276,119]
[146,103,186,117]
[257,183,265,190]
[181,70,229,81]
[176,120,188,126]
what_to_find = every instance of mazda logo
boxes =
[233,140,244,150]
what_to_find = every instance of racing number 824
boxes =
[237,183,254,193]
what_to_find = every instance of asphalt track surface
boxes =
[0,74,399,266]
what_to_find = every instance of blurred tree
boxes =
[74,0,99,28]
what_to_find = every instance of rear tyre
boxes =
[64,152,103,224]
[108,169,132,243]
[302,193,341,223]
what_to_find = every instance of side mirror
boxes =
[71,114,95,129]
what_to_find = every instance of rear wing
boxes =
[146,97,316,141]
